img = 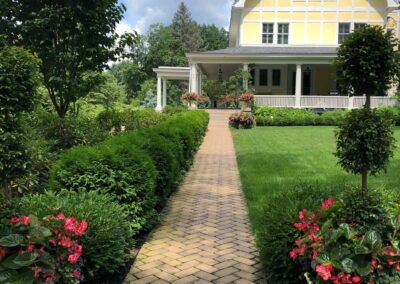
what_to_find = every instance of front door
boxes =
[291,70,312,95]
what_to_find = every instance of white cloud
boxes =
[115,20,135,35]
[120,0,233,34]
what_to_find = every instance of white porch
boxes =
[153,66,190,111]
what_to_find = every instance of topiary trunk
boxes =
[361,170,368,195]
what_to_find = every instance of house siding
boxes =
[240,0,391,46]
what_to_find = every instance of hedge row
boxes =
[255,106,400,127]
[48,110,209,235]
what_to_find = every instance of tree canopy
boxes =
[335,26,400,108]
[4,0,128,118]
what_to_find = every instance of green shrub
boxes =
[97,108,167,133]
[320,109,349,125]
[19,190,133,281]
[255,107,319,126]
[377,106,400,126]
[337,187,389,234]
[48,110,209,240]
[48,142,158,235]
[104,129,181,209]
[163,105,187,116]
[35,111,108,152]
[258,184,342,284]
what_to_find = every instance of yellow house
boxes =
[154,0,399,110]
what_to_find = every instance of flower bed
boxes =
[0,213,87,283]
[290,189,400,283]
[229,112,256,129]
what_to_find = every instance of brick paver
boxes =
[124,110,265,283]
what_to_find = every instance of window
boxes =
[338,23,351,44]
[354,23,367,30]
[272,69,281,86]
[259,69,268,86]
[277,23,289,44]
[262,23,274,44]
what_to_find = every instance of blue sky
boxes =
[116,0,232,35]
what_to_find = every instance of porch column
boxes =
[162,79,167,108]
[295,64,302,108]
[198,70,202,95]
[156,76,162,112]
[189,64,198,93]
[243,63,249,90]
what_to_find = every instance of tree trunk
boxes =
[365,95,371,109]
[361,171,368,195]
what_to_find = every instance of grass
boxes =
[232,126,400,275]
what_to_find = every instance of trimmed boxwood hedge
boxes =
[254,106,400,127]
[48,110,209,235]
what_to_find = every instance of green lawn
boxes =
[232,126,400,276]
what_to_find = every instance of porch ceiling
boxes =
[199,64,242,80]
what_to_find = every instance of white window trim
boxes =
[337,22,368,44]
[261,22,290,45]
[262,22,274,44]
[277,23,290,45]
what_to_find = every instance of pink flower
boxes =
[58,235,76,248]
[73,270,81,279]
[315,264,334,281]
[322,198,334,209]
[10,217,19,223]
[68,252,81,264]
[352,276,361,283]
[388,259,395,265]
[57,213,65,220]
[75,220,88,236]
[64,217,77,232]
[49,239,57,246]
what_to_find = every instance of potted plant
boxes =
[239,92,255,111]
[181,92,199,109]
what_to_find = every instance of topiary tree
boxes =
[334,25,400,108]
[0,47,40,198]
[335,108,396,194]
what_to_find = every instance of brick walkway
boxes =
[124,110,265,284]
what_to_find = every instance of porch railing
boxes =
[255,95,399,109]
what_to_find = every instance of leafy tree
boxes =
[335,26,400,108]
[110,61,146,102]
[171,2,203,53]
[0,47,40,198]
[86,72,124,110]
[199,24,229,51]
[10,0,128,118]
[335,109,396,194]
[144,24,187,75]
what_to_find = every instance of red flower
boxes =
[322,198,334,209]
[396,264,400,272]
[388,259,395,266]
[49,239,57,246]
[352,276,361,283]
[57,213,65,220]
[315,264,334,281]
[10,217,19,223]
[0,247,7,261]
[31,266,41,279]
[73,269,81,279]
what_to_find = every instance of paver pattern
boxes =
[124,110,265,284]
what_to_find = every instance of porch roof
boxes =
[153,66,190,80]
[186,46,338,65]
[199,46,338,56]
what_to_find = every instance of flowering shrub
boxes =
[181,92,199,106]
[198,96,211,109]
[225,94,239,108]
[290,197,400,283]
[229,112,256,129]
[0,213,87,283]
[239,92,255,109]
